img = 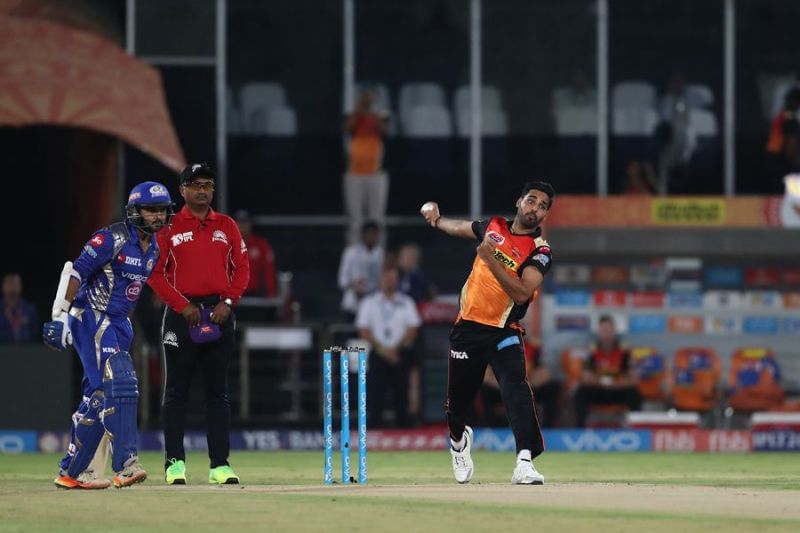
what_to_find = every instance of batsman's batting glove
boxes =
[43,314,72,351]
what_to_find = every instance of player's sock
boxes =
[517,449,532,462]
[450,433,466,451]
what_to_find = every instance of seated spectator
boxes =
[356,267,421,428]
[338,221,384,322]
[0,273,39,342]
[396,242,434,303]
[573,315,642,427]
[235,210,277,297]
[766,87,800,192]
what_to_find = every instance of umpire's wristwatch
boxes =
[222,297,233,308]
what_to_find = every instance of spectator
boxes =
[0,273,38,342]
[396,242,434,303]
[559,69,597,109]
[656,71,695,193]
[235,210,277,297]
[623,159,659,195]
[356,267,421,428]
[573,315,642,428]
[344,89,389,244]
[337,221,384,322]
[766,87,800,192]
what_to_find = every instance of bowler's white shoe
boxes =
[511,459,544,485]
[450,425,474,484]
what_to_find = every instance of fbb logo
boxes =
[126,281,143,301]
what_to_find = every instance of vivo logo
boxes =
[561,431,642,452]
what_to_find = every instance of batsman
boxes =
[43,181,173,489]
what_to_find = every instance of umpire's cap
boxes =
[180,162,216,186]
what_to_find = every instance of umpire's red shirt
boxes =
[148,205,250,313]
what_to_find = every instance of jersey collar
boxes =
[505,218,541,238]
[179,205,217,221]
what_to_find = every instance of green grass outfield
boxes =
[1,451,799,532]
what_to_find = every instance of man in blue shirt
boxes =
[0,273,39,342]
[43,181,173,489]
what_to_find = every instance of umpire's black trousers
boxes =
[446,320,545,458]
[161,299,235,469]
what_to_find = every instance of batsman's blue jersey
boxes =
[69,221,159,394]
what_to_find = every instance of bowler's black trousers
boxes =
[161,300,235,469]
[446,320,545,457]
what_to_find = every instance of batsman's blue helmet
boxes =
[126,181,174,234]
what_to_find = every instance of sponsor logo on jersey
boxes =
[533,253,550,267]
[212,230,229,244]
[486,231,505,245]
[83,245,98,258]
[128,192,141,202]
[171,231,193,247]
[163,331,179,347]
[90,234,105,247]
[149,184,169,197]
[538,246,551,255]
[492,249,518,270]
[125,281,143,301]
[121,271,148,282]
[450,350,469,360]
[240,239,248,254]
[146,258,154,271]
[117,254,142,267]
[102,346,117,354]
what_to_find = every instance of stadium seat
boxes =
[612,108,660,136]
[727,348,785,413]
[251,105,297,136]
[685,84,714,109]
[399,82,447,127]
[631,347,669,406]
[403,105,452,137]
[454,108,509,137]
[560,346,590,392]
[553,108,597,136]
[240,82,288,131]
[688,109,718,137]
[670,347,721,413]
[453,84,503,112]
[612,81,657,110]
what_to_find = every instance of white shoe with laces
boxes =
[450,425,474,484]
[511,458,544,485]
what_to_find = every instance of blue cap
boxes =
[127,181,172,207]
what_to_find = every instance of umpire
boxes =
[148,163,250,485]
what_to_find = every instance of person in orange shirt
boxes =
[235,210,277,297]
[420,181,554,486]
[344,89,389,244]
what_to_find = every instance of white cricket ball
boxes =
[421,202,436,214]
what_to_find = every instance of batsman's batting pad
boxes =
[102,351,139,472]
[66,391,106,478]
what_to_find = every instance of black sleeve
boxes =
[620,350,631,374]
[519,246,553,276]
[471,219,490,242]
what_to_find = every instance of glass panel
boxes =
[226,0,343,215]
[135,0,216,56]
[610,0,724,195]
[736,0,800,194]
[483,0,597,209]
[356,0,470,214]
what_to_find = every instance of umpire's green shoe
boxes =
[209,465,240,485]
[165,459,186,485]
